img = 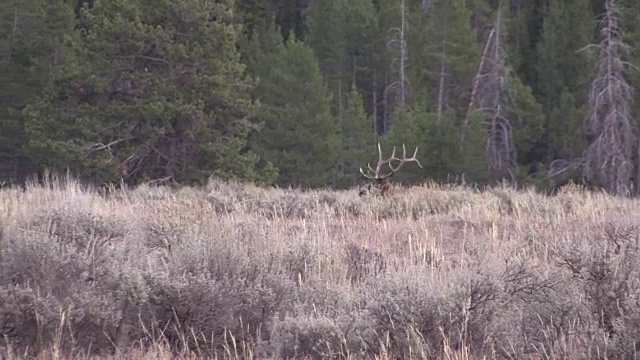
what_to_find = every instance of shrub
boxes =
[3,177,640,359]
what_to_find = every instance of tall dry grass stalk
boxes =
[1,175,640,359]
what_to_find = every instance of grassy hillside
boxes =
[1,177,640,359]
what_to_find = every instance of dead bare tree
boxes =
[12,3,19,35]
[421,0,432,13]
[463,27,494,135]
[583,0,634,196]
[385,0,410,124]
[359,142,423,196]
[437,30,447,119]
[372,74,378,133]
[463,6,517,182]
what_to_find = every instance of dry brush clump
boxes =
[2,176,640,359]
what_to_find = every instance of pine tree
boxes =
[459,111,489,184]
[377,109,422,184]
[508,74,546,170]
[535,0,593,162]
[305,0,347,112]
[24,0,272,185]
[338,87,377,187]
[342,0,382,99]
[411,0,480,121]
[236,0,272,37]
[463,0,493,39]
[305,0,383,118]
[248,26,341,188]
[505,0,544,87]
[271,0,307,39]
[0,0,75,166]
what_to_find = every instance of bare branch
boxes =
[83,139,128,154]
[82,139,131,165]
[110,55,171,65]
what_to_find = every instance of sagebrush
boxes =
[1,176,640,359]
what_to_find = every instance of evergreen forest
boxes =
[3,0,640,195]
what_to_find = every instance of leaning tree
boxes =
[464,6,517,182]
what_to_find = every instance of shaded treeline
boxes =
[2,0,640,194]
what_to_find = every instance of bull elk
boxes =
[359,142,423,196]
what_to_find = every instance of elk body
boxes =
[359,142,423,196]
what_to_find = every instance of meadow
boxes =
[1,176,640,359]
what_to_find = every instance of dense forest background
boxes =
[2,0,640,195]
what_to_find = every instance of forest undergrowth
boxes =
[2,176,640,359]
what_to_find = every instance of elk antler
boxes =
[360,142,423,181]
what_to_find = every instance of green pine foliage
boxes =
[305,0,347,111]
[306,0,382,116]
[247,26,341,188]
[505,0,539,83]
[412,0,480,119]
[548,90,585,159]
[507,75,545,166]
[384,105,461,185]
[338,88,376,187]
[235,0,271,37]
[24,0,272,185]
[342,0,382,90]
[460,112,490,184]
[0,0,75,160]
[535,0,593,162]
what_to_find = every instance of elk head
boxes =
[359,142,423,196]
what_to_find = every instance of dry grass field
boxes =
[2,176,640,359]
